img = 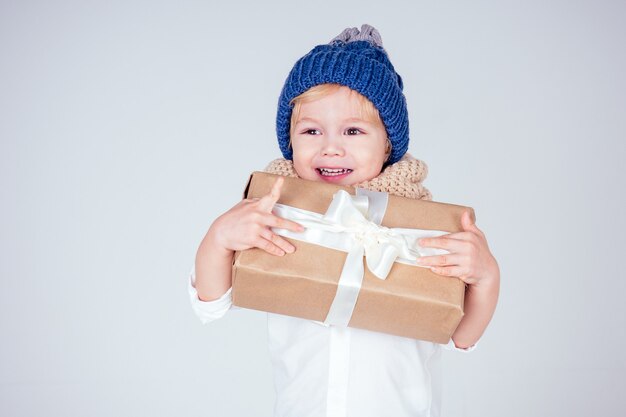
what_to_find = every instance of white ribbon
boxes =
[271,188,451,327]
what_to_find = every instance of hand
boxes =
[416,210,499,288]
[208,176,305,256]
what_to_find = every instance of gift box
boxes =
[231,171,475,344]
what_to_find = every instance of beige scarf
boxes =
[263,152,433,201]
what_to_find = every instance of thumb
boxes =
[257,176,284,212]
[461,210,475,230]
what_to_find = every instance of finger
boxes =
[429,265,470,281]
[253,236,286,256]
[257,177,284,212]
[461,211,473,230]
[432,231,476,242]
[418,236,467,251]
[416,253,464,267]
[462,211,484,237]
[260,228,296,254]
[262,212,305,232]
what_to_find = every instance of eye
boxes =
[301,129,321,135]
[346,127,364,135]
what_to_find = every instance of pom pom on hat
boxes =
[276,24,409,165]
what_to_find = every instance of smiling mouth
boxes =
[316,168,353,176]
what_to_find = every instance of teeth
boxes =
[319,168,352,176]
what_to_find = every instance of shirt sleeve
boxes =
[442,338,479,353]
[187,264,238,324]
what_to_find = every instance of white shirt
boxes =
[188,266,476,417]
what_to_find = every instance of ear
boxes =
[384,138,392,161]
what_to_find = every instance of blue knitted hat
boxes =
[276,24,409,165]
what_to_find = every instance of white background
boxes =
[1,1,625,416]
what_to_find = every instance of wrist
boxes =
[200,224,233,260]
[470,269,500,293]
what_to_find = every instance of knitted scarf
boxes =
[263,152,433,201]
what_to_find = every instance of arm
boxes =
[192,176,305,302]
[451,267,499,348]
[416,210,500,350]
[188,262,235,324]
[194,227,235,301]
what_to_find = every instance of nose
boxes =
[320,134,345,157]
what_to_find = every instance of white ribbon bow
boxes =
[271,188,450,327]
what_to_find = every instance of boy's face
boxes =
[290,86,388,186]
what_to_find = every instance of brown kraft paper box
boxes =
[231,171,475,344]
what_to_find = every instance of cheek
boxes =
[292,157,305,172]
[365,161,384,178]
[291,140,311,158]
[353,143,386,165]
[363,149,387,177]
[292,141,315,161]
[291,147,315,178]
[372,142,388,165]
[291,147,304,165]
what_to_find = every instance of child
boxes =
[189,24,500,417]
